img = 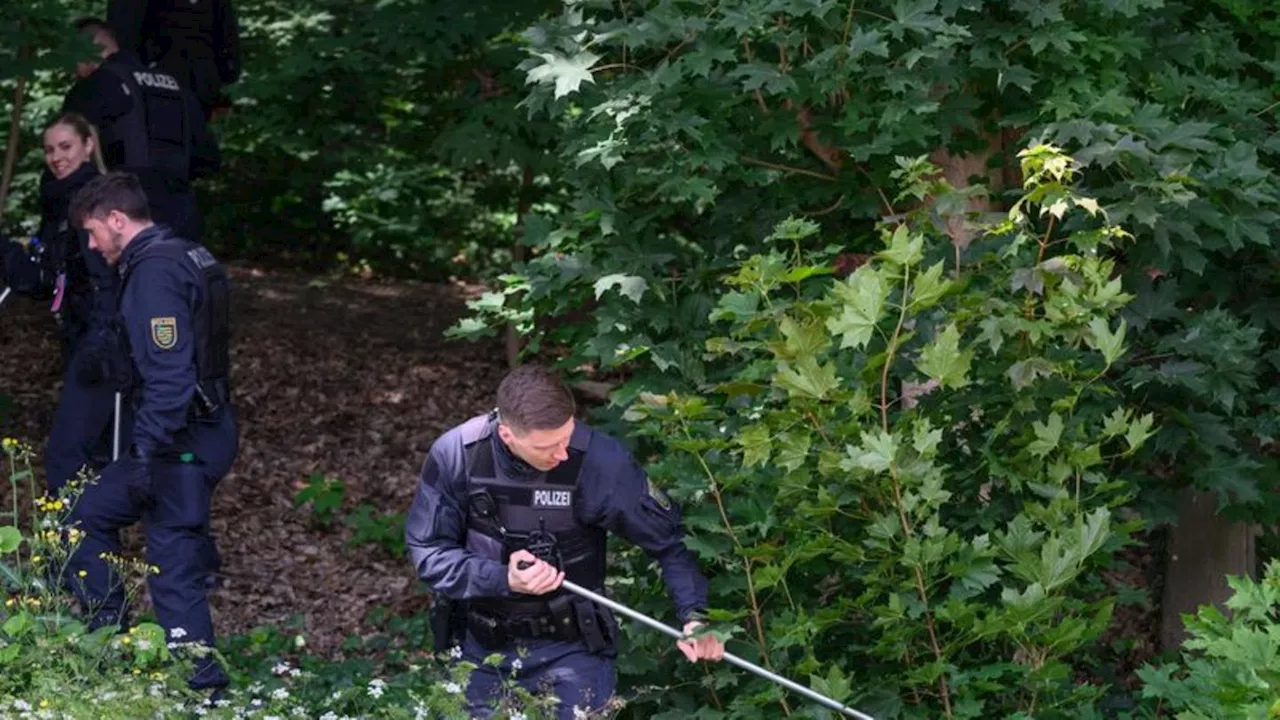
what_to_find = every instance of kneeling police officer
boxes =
[65,172,237,694]
[405,365,725,718]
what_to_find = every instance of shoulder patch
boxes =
[186,247,218,269]
[150,316,177,350]
[647,478,672,511]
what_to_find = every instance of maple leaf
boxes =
[526,51,600,99]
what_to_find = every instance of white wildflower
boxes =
[264,716,283,720]
[319,713,339,720]
[443,682,463,695]
[170,627,188,639]
[510,713,527,720]
[448,645,463,660]
[13,700,31,711]
[511,658,523,673]
[367,678,387,699]
[574,706,591,720]
[136,639,152,651]
[270,688,289,701]
[272,662,291,676]
[288,668,301,678]
[291,708,307,717]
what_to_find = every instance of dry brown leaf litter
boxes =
[1,265,506,657]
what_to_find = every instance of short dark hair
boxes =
[73,17,113,38]
[69,172,152,227]
[496,365,576,433]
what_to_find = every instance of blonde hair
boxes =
[46,112,106,173]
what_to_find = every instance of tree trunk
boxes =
[0,75,28,226]
[1160,488,1258,651]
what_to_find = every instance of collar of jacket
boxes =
[488,417,542,481]
[40,162,98,203]
[117,224,170,278]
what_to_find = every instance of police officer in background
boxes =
[107,0,242,119]
[62,17,220,244]
[405,365,725,718]
[65,172,237,694]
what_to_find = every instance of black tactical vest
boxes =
[120,231,231,388]
[461,414,607,617]
[99,61,192,181]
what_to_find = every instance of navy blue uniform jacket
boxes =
[117,226,206,457]
[405,416,710,624]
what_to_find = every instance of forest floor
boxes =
[0,264,507,656]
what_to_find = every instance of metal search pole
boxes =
[557,576,876,720]
[0,286,11,307]
[112,392,122,461]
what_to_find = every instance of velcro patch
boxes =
[150,316,177,350]
[533,489,573,508]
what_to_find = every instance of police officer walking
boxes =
[65,172,237,694]
[62,17,220,244]
[107,0,242,119]
[405,365,725,718]
[0,114,134,495]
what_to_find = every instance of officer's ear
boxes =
[496,422,518,447]
[106,209,129,232]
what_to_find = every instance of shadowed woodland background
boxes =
[3,1,1280,718]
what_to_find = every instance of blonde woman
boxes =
[29,113,134,494]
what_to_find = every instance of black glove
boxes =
[122,449,156,511]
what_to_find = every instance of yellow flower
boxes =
[39,699,49,709]
[2,437,16,451]
[132,668,140,675]
[52,500,63,511]
[121,636,132,645]
[128,626,137,634]
[27,598,41,607]
[78,570,87,578]
[4,599,13,607]
[31,555,41,564]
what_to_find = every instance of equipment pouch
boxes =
[467,609,508,651]
[572,598,609,654]
[429,596,464,653]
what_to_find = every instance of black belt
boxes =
[468,608,581,643]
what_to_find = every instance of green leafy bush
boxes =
[597,147,1151,719]
[1138,561,1280,719]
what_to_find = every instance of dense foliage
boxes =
[3,0,1280,717]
